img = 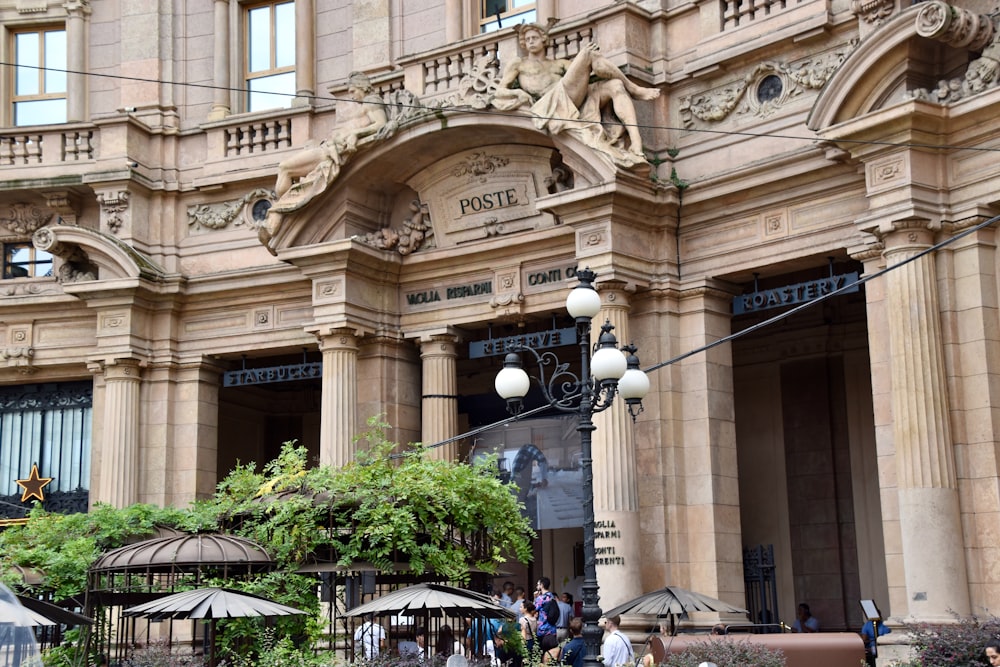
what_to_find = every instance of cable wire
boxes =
[3,61,1000,154]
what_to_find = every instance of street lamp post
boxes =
[494,268,649,667]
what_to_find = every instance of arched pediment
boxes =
[807,1,995,131]
[32,223,167,284]
[265,111,620,256]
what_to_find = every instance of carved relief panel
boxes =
[406,145,558,248]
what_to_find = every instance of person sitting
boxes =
[791,603,819,633]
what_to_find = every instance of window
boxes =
[245,1,295,112]
[480,0,536,33]
[0,382,92,519]
[12,27,67,126]
[3,242,52,278]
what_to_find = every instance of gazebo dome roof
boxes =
[90,533,274,574]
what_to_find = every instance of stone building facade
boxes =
[2,0,1000,645]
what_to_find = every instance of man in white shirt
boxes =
[602,615,634,667]
[354,615,387,660]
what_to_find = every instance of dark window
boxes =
[3,243,52,279]
[756,75,783,103]
[481,0,536,32]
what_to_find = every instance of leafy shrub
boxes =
[661,637,786,667]
[901,614,1000,666]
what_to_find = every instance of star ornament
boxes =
[16,464,53,503]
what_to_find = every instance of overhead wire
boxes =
[3,61,1000,153]
[1,64,996,453]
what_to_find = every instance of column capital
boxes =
[858,215,940,243]
[316,328,360,352]
[410,327,464,345]
[87,356,144,378]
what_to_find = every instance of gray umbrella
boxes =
[346,583,515,620]
[603,586,748,635]
[122,587,307,620]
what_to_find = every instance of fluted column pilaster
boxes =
[882,221,970,619]
[420,334,460,461]
[319,330,359,468]
[92,359,142,508]
[591,284,642,608]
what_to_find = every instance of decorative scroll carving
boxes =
[97,191,130,234]
[679,43,857,128]
[851,0,895,26]
[446,54,503,110]
[31,228,98,283]
[910,3,1000,103]
[0,383,92,411]
[452,152,510,181]
[915,1,993,50]
[358,199,434,255]
[0,282,56,297]
[188,188,276,231]
[0,204,54,235]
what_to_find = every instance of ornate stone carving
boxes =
[260,73,436,254]
[544,156,575,194]
[187,188,276,231]
[490,22,659,169]
[452,152,510,182]
[851,0,895,26]
[97,191,130,233]
[915,1,993,50]
[0,282,55,297]
[358,199,434,255]
[32,228,98,283]
[447,54,503,110]
[2,347,35,374]
[0,204,54,235]
[679,43,857,128]
[910,4,999,104]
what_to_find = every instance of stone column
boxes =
[536,0,556,24]
[294,0,315,105]
[445,0,462,42]
[91,358,142,508]
[64,0,91,122]
[420,334,460,461]
[167,359,223,504]
[319,330,359,468]
[591,283,643,608]
[208,0,230,120]
[881,220,970,619]
[677,284,743,605]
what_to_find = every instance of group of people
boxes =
[354,577,642,667]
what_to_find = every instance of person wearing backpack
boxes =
[534,577,560,654]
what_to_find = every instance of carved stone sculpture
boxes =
[491,21,660,169]
[260,72,389,252]
[910,3,1000,103]
[359,199,434,255]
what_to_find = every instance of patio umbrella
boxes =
[346,583,515,620]
[603,586,748,635]
[16,596,92,627]
[0,599,54,627]
[122,587,308,620]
